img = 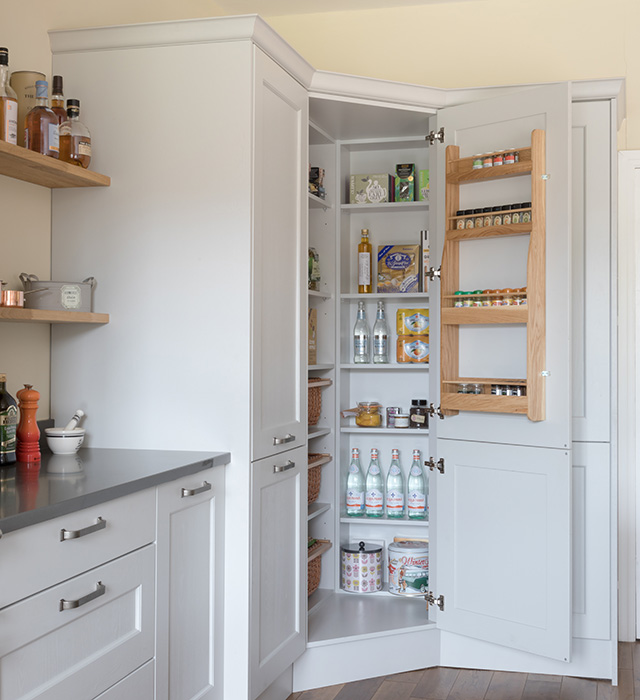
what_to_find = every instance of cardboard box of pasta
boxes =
[349,173,394,204]
[308,308,317,365]
[377,244,420,293]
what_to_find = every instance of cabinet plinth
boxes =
[440,130,546,421]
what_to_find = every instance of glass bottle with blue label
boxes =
[385,449,405,518]
[25,80,59,158]
[346,447,365,516]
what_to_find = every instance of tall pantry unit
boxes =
[46,14,621,700]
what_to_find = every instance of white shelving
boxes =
[340,516,429,527]
[341,293,429,301]
[340,364,428,371]
[308,502,331,521]
[340,427,430,436]
[341,201,428,213]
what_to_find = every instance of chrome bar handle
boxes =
[60,517,106,542]
[274,460,296,474]
[181,481,212,498]
[60,582,106,612]
[273,434,295,446]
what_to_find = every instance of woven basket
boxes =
[307,378,332,426]
[307,539,330,597]
[307,453,331,505]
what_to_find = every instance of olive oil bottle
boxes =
[357,228,372,293]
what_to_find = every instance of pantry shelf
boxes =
[341,201,429,213]
[446,223,532,241]
[447,147,532,184]
[441,307,528,325]
[309,363,334,371]
[308,502,331,521]
[340,364,428,370]
[0,308,109,324]
[308,192,332,209]
[441,393,528,414]
[340,516,429,527]
[309,290,332,300]
[340,427,429,436]
[341,293,429,301]
[308,427,332,439]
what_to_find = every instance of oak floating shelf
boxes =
[441,307,528,325]
[0,308,109,324]
[0,140,110,188]
[446,223,532,241]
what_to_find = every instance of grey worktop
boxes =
[0,448,230,534]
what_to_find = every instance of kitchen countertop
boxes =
[0,448,230,535]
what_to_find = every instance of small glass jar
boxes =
[474,209,484,228]
[462,292,473,308]
[472,155,483,170]
[409,399,429,430]
[511,204,521,224]
[493,152,504,166]
[472,290,484,307]
[481,289,492,307]
[386,406,401,428]
[482,207,492,227]
[465,210,475,229]
[500,288,515,306]
[504,150,515,165]
[492,205,502,225]
[521,202,532,223]
[454,290,465,308]
[513,150,520,163]
[489,289,503,306]
[456,210,465,230]
[395,413,410,428]
[483,155,493,168]
[458,383,470,394]
[355,402,382,427]
[502,205,512,225]
[471,383,483,395]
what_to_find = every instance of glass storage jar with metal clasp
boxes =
[341,402,383,428]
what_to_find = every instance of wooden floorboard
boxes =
[483,671,528,700]
[411,667,460,699]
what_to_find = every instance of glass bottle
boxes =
[357,228,373,294]
[372,300,390,364]
[50,75,66,123]
[385,448,405,518]
[25,80,59,158]
[346,447,365,516]
[353,300,370,364]
[0,48,18,145]
[0,373,18,466]
[407,449,428,520]
[59,99,92,168]
[365,448,383,518]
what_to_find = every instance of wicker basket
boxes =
[307,453,331,505]
[307,539,331,597]
[308,378,332,426]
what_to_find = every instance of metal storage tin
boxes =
[341,541,383,593]
[20,273,96,312]
[388,540,429,596]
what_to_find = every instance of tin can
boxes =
[472,155,483,170]
[387,407,401,428]
[341,541,383,593]
[388,540,429,596]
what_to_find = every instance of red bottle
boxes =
[16,384,40,464]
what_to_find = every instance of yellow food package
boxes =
[396,308,429,336]
[397,335,429,363]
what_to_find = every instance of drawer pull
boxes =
[60,517,106,542]
[181,481,212,498]
[59,582,106,612]
[274,460,296,474]
[273,433,295,445]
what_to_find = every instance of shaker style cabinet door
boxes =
[156,467,225,700]
[251,47,308,461]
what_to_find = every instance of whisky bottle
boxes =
[357,228,373,294]
[25,80,59,157]
[59,99,91,168]
[0,374,17,467]
[50,75,66,123]
[0,48,18,145]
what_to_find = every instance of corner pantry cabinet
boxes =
[47,15,621,700]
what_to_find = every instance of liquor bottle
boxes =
[59,99,92,168]
[346,447,365,516]
[0,374,18,466]
[385,448,405,518]
[372,300,390,364]
[0,48,18,145]
[357,228,373,293]
[25,80,59,158]
[407,449,428,520]
[365,448,383,518]
[50,75,66,123]
[353,300,370,363]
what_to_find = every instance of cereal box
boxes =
[377,245,420,293]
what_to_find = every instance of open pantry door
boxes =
[429,83,572,662]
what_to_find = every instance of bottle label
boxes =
[3,98,17,145]
[346,489,364,508]
[389,465,400,476]
[48,122,59,152]
[368,464,380,475]
[0,406,18,454]
[354,337,368,354]
[386,490,404,511]
[365,489,383,511]
[374,337,387,355]
[349,462,360,473]
[78,140,91,157]
[408,491,426,511]
[410,413,426,424]
[410,465,422,476]
[358,252,371,286]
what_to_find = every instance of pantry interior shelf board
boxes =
[0,308,110,324]
[340,427,430,435]
[441,307,528,325]
[308,192,333,209]
[309,363,335,371]
[340,364,429,371]
[309,290,332,299]
[307,588,333,616]
[341,201,429,213]
[341,293,429,301]
[0,140,110,188]
[308,539,332,563]
[308,427,332,439]
[340,516,429,527]
[308,503,331,521]
[441,393,528,414]
[445,223,532,241]
[308,453,332,469]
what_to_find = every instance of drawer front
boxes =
[0,488,155,608]
[0,544,155,700]
[94,660,154,700]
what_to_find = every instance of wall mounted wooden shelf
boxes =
[0,308,109,324]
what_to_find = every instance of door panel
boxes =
[435,439,571,661]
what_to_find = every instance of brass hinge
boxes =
[424,457,445,474]
[426,127,445,145]
[426,266,441,282]
[428,403,445,420]
[426,592,445,611]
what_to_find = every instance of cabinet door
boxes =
[250,445,306,699]
[156,467,225,700]
[251,47,308,461]
[430,84,572,661]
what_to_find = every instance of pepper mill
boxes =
[16,384,40,463]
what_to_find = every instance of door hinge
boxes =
[425,457,445,474]
[428,402,445,420]
[426,266,441,281]
[426,592,445,611]
[426,127,445,145]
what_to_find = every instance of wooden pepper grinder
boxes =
[16,384,40,463]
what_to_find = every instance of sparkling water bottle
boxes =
[353,301,370,363]
[385,448,405,518]
[365,448,384,517]
[346,447,365,516]
[407,449,428,520]
[372,300,390,364]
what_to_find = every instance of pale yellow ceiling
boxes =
[214,0,481,16]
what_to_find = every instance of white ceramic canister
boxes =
[388,540,429,596]
[341,541,383,593]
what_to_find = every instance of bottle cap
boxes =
[52,75,63,94]
[0,373,6,382]
[66,98,80,108]
[0,48,8,66]
[35,80,48,99]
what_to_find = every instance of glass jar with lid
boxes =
[341,402,383,427]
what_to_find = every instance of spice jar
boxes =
[395,414,410,428]
[409,399,429,429]
[472,290,484,307]
[386,406,401,428]
[472,155,483,170]
[464,210,475,229]
[483,155,493,168]
[492,205,502,226]
[454,290,465,308]
[482,207,492,227]
[504,150,515,165]
[493,151,504,166]
[456,210,465,230]
[474,209,484,228]
[521,202,532,223]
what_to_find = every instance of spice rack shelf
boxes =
[0,307,109,324]
[0,140,110,188]
[441,129,545,421]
